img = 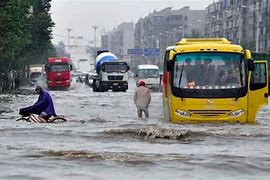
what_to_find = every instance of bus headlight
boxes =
[228,109,244,117]
[175,110,191,117]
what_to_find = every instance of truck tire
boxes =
[92,80,98,92]
[99,86,104,92]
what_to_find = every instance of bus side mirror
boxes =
[248,60,254,71]
[167,61,173,71]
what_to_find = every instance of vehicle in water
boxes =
[45,57,73,90]
[92,50,130,92]
[162,38,268,124]
[29,64,44,85]
[135,64,161,92]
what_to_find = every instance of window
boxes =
[49,64,70,72]
[250,62,267,90]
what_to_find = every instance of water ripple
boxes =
[42,150,189,164]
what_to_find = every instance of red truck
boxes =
[45,57,73,90]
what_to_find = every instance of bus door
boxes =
[248,61,269,123]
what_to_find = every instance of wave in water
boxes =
[101,125,205,142]
[100,125,270,142]
[42,150,189,164]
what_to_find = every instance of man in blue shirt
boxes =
[19,86,56,123]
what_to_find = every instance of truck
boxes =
[29,64,44,85]
[135,64,161,92]
[163,38,268,124]
[45,57,73,90]
[92,51,129,92]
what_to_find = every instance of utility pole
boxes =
[92,25,98,49]
[66,28,72,47]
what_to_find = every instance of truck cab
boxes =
[92,51,130,92]
[45,57,73,90]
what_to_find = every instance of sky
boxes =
[50,0,214,46]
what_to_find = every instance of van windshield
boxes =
[138,69,159,78]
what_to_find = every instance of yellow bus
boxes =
[162,38,268,124]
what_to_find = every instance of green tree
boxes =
[0,0,31,73]
[23,0,56,65]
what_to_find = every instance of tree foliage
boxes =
[0,0,31,72]
[24,0,56,65]
[0,0,55,73]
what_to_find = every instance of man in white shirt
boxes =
[134,80,151,118]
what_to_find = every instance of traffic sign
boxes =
[144,48,160,56]
[127,48,143,55]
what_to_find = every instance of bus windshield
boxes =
[49,64,70,72]
[138,69,159,78]
[172,52,247,98]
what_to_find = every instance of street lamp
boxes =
[66,28,72,47]
[92,25,98,49]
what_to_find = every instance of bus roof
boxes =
[173,38,243,54]
[166,46,176,51]
[176,38,232,45]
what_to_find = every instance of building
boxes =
[205,0,270,52]
[101,22,134,61]
[134,6,205,67]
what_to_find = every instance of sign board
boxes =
[127,48,143,55]
[143,48,160,56]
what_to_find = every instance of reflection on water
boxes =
[1,79,270,179]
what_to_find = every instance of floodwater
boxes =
[1,79,270,180]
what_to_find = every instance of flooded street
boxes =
[1,79,270,180]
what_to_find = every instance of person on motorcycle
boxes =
[19,86,56,123]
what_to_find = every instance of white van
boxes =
[135,64,160,91]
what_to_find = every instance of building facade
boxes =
[134,6,205,67]
[205,0,270,52]
[101,22,134,61]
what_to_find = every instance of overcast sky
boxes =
[51,0,214,45]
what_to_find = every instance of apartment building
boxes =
[101,22,134,60]
[205,0,270,52]
[134,6,205,52]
